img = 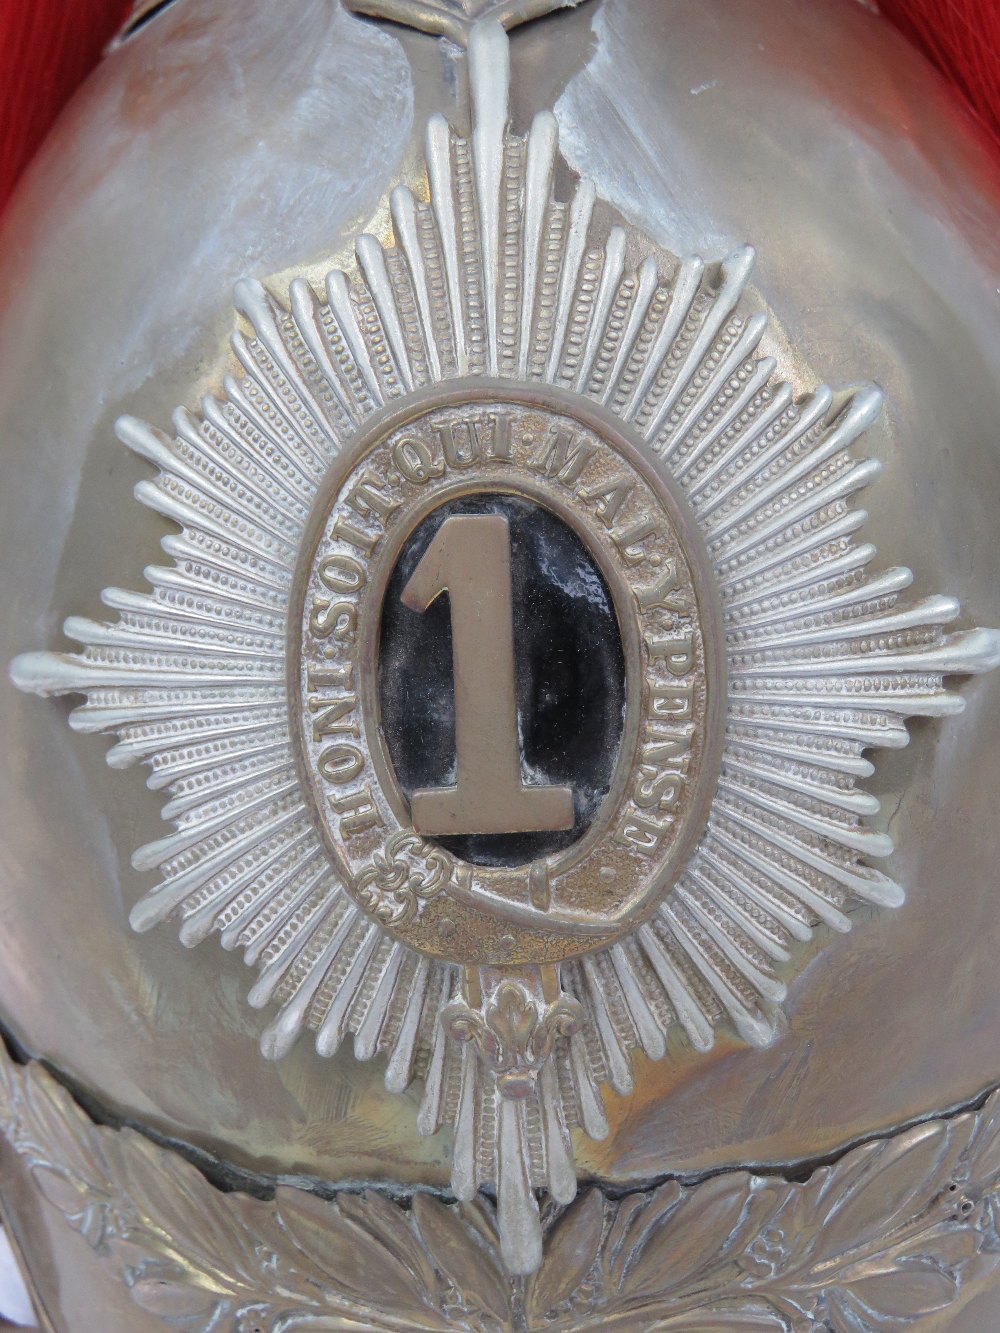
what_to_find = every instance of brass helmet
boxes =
[3,1,1000,1328]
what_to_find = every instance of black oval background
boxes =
[378,493,627,866]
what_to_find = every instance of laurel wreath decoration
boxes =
[3,1046,1000,1332]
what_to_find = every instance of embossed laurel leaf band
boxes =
[3,1047,1000,1331]
[9,17,1000,1276]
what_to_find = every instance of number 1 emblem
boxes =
[401,513,574,837]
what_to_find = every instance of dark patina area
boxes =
[378,493,626,866]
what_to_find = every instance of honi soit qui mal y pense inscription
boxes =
[294,396,718,966]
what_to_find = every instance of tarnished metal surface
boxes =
[2,0,1000,1322]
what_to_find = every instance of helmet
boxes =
[3,0,1000,1327]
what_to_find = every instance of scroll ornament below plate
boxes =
[3,1046,1000,1332]
[9,16,1000,1277]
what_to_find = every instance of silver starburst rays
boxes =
[11,20,1000,1274]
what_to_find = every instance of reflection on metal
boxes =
[5,1043,1000,1331]
[8,14,1000,1278]
[344,0,587,45]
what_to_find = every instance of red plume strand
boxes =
[879,0,1000,155]
[0,0,129,212]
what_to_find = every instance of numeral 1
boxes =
[400,513,574,837]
